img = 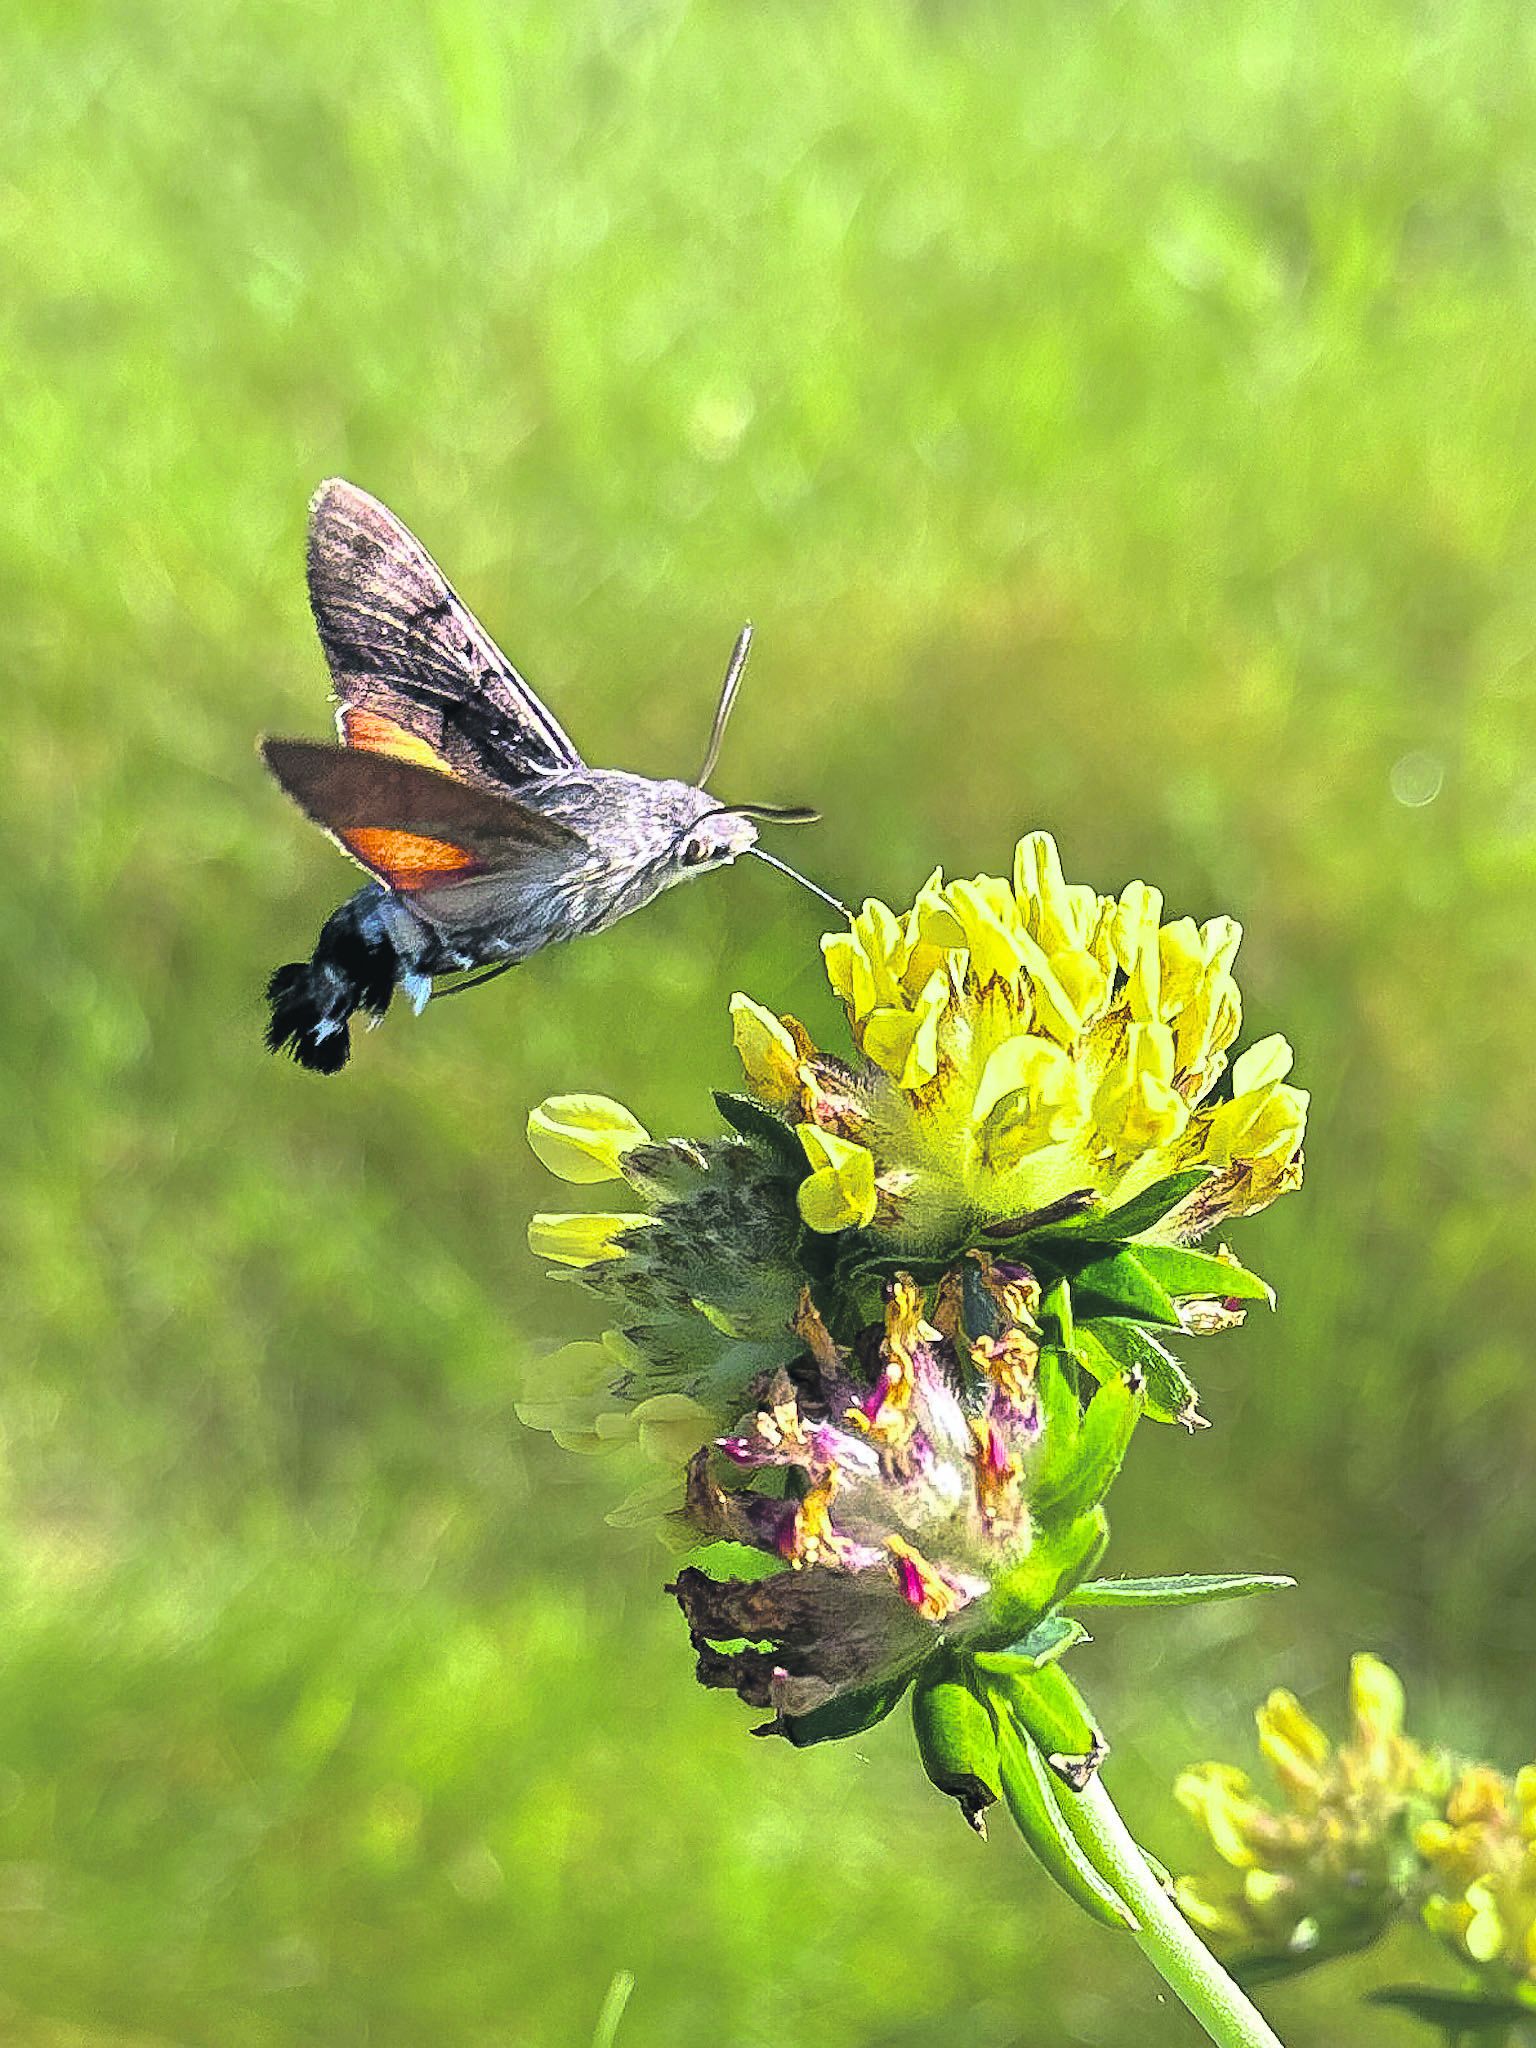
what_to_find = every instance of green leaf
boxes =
[1067,1573,1296,1609]
[1084,1169,1215,1241]
[1133,1244,1274,1307]
[912,1667,1000,1829]
[972,1614,1089,1675]
[1068,1249,1183,1328]
[684,1540,785,1583]
[1033,1371,1142,1520]
[1365,1988,1536,2036]
[775,1673,913,1748]
[711,1091,807,1175]
[987,1698,1137,1929]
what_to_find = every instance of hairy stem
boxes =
[1063,1771,1285,2048]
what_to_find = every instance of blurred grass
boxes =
[4,0,1536,2040]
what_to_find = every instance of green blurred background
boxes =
[5,1,1536,2041]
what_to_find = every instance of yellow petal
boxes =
[948,879,1025,990]
[526,1094,651,1183]
[971,1032,1066,1126]
[898,968,949,1089]
[526,1211,653,1267]
[1200,915,1244,978]
[1173,1878,1246,1939]
[821,931,860,1007]
[1110,879,1166,978]
[796,1126,878,1232]
[823,902,906,1025]
[1014,831,1096,952]
[1011,925,1087,1043]
[1204,1073,1310,1171]
[1348,1654,1406,1747]
[1257,1689,1330,1799]
[1230,1033,1295,1097]
[730,992,804,1108]
[1049,945,1108,1029]
[861,1005,921,1080]
[1093,1022,1187,1158]
[1175,1764,1262,1869]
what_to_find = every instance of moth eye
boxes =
[680,835,711,868]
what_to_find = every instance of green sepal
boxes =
[1068,1323,1118,1386]
[1032,1371,1143,1521]
[1081,1169,1215,1241]
[971,1613,1088,1675]
[1039,1274,1074,1350]
[1031,1348,1082,1497]
[1067,1572,1296,1610]
[1089,1320,1200,1427]
[774,1672,913,1748]
[986,1509,1108,1645]
[1364,1988,1536,2036]
[1067,1248,1182,1328]
[711,1091,808,1177]
[1133,1243,1274,1308]
[987,1694,1137,1929]
[985,1663,1104,1789]
[912,1666,1000,1831]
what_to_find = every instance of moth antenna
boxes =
[695,624,753,788]
[749,846,852,920]
[717,800,821,825]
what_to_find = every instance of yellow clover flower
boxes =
[1418,1761,1536,2005]
[739,832,1306,1249]
[1174,1656,1446,1974]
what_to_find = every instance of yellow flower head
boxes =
[740,833,1306,1248]
[1418,1760,1536,2004]
[1174,1656,1445,1973]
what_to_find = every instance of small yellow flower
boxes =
[515,1335,638,1453]
[526,1094,652,1183]
[525,1211,653,1267]
[729,995,804,1109]
[796,1125,879,1232]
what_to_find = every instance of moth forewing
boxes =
[307,478,583,790]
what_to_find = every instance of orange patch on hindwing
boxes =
[340,827,485,889]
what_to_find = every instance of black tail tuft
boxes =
[264,890,402,1074]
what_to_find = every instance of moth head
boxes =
[674,805,760,872]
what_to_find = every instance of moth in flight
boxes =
[262,480,843,1072]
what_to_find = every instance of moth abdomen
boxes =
[264,885,409,1074]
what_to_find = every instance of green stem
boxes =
[1063,1771,1285,2048]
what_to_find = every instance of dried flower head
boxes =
[669,1265,1131,1739]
